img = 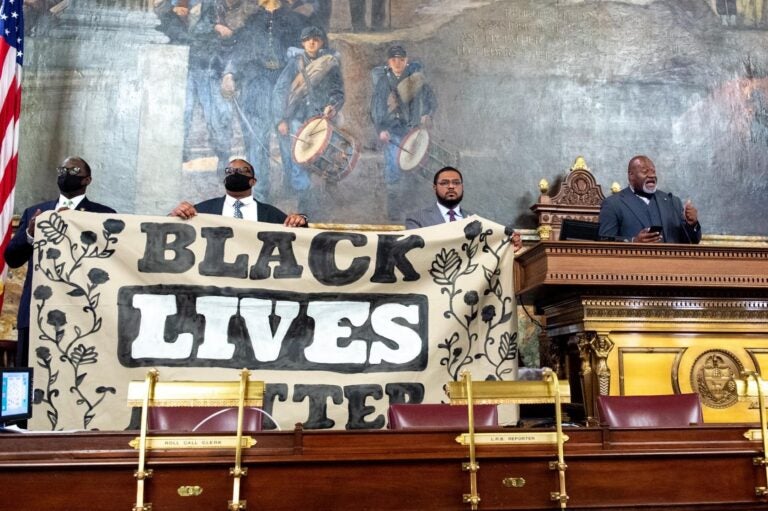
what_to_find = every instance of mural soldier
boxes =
[371,44,437,221]
[273,25,344,215]
[221,0,305,201]
[155,0,234,174]
[314,0,332,31]
[716,0,738,25]
[285,0,323,27]
[349,0,386,32]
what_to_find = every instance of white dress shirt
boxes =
[57,193,86,210]
[436,202,464,223]
[223,195,259,221]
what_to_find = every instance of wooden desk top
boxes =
[515,242,768,304]
[0,425,766,510]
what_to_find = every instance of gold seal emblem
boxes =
[690,350,743,409]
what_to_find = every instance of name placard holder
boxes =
[446,369,571,510]
[127,369,264,510]
[737,371,768,498]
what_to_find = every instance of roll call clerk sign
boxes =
[29,212,515,431]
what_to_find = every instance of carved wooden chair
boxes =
[530,156,609,241]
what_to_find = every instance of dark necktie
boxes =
[233,200,244,219]
[448,209,456,222]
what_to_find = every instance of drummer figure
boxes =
[371,44,438,221]
[273,25,345,216]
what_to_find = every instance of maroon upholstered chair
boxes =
[597,393,703,428]
[147,406,264,432]
[387,403,499,431]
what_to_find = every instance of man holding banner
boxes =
[4,156,116,367]
[405,166,523,252]
[170,158,308,227]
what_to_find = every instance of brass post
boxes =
[229,369,251,510]
[544,368,568,509]
[743,371,768,497]
[134,369,158,511]
[460,370,480,510]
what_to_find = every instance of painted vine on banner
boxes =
[431,220,517,382]
[32,213,125,429]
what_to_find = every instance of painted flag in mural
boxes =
[0,0,23,310]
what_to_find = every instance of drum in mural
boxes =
[292,116,360,182]
[397,127,460,174]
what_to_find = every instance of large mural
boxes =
[13,0,768,234]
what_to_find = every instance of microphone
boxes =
[677,193,693,244]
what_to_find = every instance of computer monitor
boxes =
[559,219,602,241]
[1,367,33,425]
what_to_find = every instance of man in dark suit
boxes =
[4,156,117,367]
[598,155,701,244]
[170,158,308,226]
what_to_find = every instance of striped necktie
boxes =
[233,200,244,219]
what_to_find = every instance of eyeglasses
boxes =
[224,166,254,177]
[436,179,463,187]
[56,166,82,176]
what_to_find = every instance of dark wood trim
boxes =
[0,425,766,510]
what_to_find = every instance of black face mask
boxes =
[224,173,252,192]
[57,174,86,194]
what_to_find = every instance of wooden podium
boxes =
[514,241,768,424]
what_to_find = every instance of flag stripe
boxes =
[0,0,24,316]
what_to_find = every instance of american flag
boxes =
[0,0,22,312]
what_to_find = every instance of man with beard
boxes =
[170,158,308,226]
[404,167,467,228]
[405,166,522,250]
[4,156,117,367]
[598,155,701,243]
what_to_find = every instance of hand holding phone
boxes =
[632,226,663,243]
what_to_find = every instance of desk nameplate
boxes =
[129,436,256,450]
[455,432,568,446]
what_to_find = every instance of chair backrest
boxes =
[597,393,703,428]
[148,406,263,432]
[387,403,498,431]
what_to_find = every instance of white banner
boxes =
[29,211,517,431]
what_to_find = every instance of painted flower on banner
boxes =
[431,220,517,381]
[31,213,124,430]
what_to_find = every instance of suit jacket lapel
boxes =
[618,187,649,226]
[429,204,444,225]
[655,191,674,228]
